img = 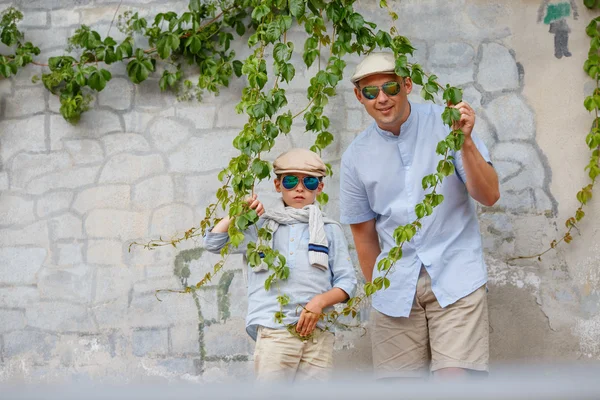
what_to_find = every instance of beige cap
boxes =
[350,52,396,83]
[273,148,327,177]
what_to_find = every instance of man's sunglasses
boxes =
[281,175,321,191]
[361,81,401,100]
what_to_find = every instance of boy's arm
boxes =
[296,224,357,337]
[204,195,264,254]
[296,288,348,337]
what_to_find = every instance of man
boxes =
[339,52,500,379]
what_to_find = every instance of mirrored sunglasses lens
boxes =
[362,86,379,100]
[303,177,320,190]
[382,82,400,96]
[282,175,298,189]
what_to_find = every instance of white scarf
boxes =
[255,201,340,272]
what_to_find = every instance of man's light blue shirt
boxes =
[340,102,491,318]
[204,221,357,341]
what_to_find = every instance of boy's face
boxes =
[274,173,324,209]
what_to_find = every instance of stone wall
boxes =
[0,0,598,383]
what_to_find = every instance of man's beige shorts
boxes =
[254,326,334,382]
[371,267,489,379]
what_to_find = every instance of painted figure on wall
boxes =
[537,0,579,59]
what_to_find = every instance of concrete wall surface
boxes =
[0,0,599,383]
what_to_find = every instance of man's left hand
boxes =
[452,101,476,138]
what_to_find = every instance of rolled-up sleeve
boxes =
[203,224,259,254]
[339,150,376,225]
[453,133,492,183]
[327,224,357,299]
[203,231,230,253]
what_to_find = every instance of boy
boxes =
[204,148,357,382]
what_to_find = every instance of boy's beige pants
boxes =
[254,326,334,382]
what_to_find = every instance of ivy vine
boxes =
[0,1,598,336]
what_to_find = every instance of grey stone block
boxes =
[533,188,554,212]
[215,100,248,128]
[495,160,523,182]
[50,9,80,27]
[168,133,240,173]
[3,330,58,360]
[150,204,195,236]
[36,191,74,219]
[169,324,201,355]
[175,105,216,129]
[135,80,176,110]
[485,94,535,141]
[492,142,546,191]
[64,139,105,165]
[55,242,85,266]
[428,64,474,86]
[26,166,100,195]
[101,133,151,156]
[132,329,169,356]
[85,209,148,240]
[49,213,84,240]
[0,115,46,162]
[94,266,133,303]
[0,221,50,247]
[128,292,198,328]
[72,185,131,215]
[477,43,519,92]
[0,194,35,226]
[0,247,47,285]
[462,85,483,109]
[38,264,94,303]
[4,86,46,118]
[495,188,535,212]
[203,318,253,358]
[21,11,49,27]
[146,117,191,152]
[99,153,165,184]
[26,302,96,332]
[196,287,219,322]
[98,77,134,111]
[87,240,123,265]
[0,287,40,308]
[0,309,26,333]
[49,110,123,144]
[132,175,174,210]
[430,42,475,67]
[174,173,221,208]
[53,334,114,367]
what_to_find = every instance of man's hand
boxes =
[245,194,264,216]
[296,295,324,337]
[452,101,476,138]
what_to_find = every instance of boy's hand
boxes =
[245,194,265,216]
[296,295,324,337]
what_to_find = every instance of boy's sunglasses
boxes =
[361,81,401,100]
[281,175,321,191]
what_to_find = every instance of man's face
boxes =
[354,73,413,135]
[274,173,323,209]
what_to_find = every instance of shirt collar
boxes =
[373,101,415,140]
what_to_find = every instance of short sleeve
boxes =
[327,224,357,299]
[339,150,377,224]
[453,133,492,183]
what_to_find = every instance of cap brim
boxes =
[350,70,396,83]
[274,169,325,177]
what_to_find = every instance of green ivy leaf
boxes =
[289,0,306,17]
[346,13,364,31]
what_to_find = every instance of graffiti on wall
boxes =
[537,0,579,59]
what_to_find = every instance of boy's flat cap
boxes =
[350,52,397,83]
[273,148,327,177]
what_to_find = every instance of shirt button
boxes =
[290,238,294,242]
[290,252,294,255]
